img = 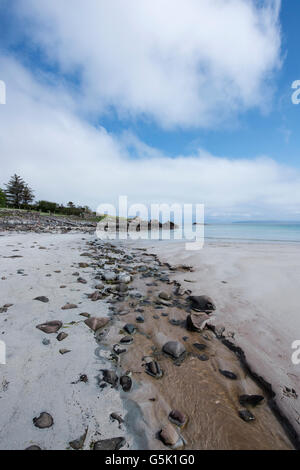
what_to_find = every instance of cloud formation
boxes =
[16,0,282,128]
[1,55,300,221]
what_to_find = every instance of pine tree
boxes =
[22,185,35,207]
[5,174,26,208]
[0,188,6,207]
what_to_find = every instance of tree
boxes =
[67,201,75,208]
[0,188,6,207]
[22,185,35,207]
[5,174,25,208]
[37,200,58,214]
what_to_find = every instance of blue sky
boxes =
[1,0,300,220]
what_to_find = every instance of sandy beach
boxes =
[0,232,299,450]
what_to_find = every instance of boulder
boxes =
[188,295,216,313]
[163,341,186,359]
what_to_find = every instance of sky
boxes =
[0,0,300,221]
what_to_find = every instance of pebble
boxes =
[113,344,127,355]
[34,296,49,303]
[124,324,136,335]
[77,277,87,284]
[145,361,163,379]
[84,317,109,332]
[120,336,133,345]
[57,332,68,342]
[188,295,216,313]
[36,321,63,334]
[239,395,264,407]
[93,437,125,450]
[69,429,88,450]
[42,338,50,346]
[61,303,78,310]
[239,409,255,422]
[193,343,207,351]
[136,315,145,323]
[120,376,132,392]
[33,412,54,429]
[102,370,118,387]
[159,424,182,448]
[102,272,117,282]
[219,370,238,380]
[59,349,71,355]
[25,445,42,450]
[169,409,187,427]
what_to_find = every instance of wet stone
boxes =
[239,395,264,407]
[163,341,186,359]
[93,437,125,451]
[120,375,132,392]
[124,324,136,335]
[239,409,255,422]
[219,370,238,380]
[169,410,187,427]
[34,296,49,303]
[57,332,68,342]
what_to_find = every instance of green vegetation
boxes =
[0,188,6,207]
[1,174,96,218]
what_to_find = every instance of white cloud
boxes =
[16,0,282,128]
[1,55,300,221]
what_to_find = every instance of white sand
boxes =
[136,239,300,436]
[0,233,131,450]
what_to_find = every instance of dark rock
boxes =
[102,370,118,387]
[239,409,255,422]
[59,349,71,355]
[25,445,42,450]
[136,315,145,323]
[42,338,50,346]
[193,343,207,351]
[113,344,126,355]
[33,412,54,429]
[145,361,163,379]
[188,295,216,313]
[159,292,171,301]
[120,376,132,392]
[239,395,264,407]
[186,313,209,332]
[163,341,186,359]
[120,336,133,345]
[34,296,49,303]
[169,319,181,326]
[36,321,62,334]
[110,413,124,425]
[198,354,209,361]
[93,437,125,450]
[124,324,136,335]
[169,410,187,427]
[69,429,88,450]
[57,332,68,342]
[219,370,238,380]
[80,375,88,383]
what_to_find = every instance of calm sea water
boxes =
[172,223,300,243]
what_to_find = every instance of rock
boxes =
[95,283,104,290]
[90,291,102,301]
[219,370,238,380]
[113,344,126,355]
[79,262,89,268]
[239,395,264,407]
[36,321,63,334]
[77,277,87,284]
[239,409,255,422]
[159,424,182,448]
[188,295,216,313]
[25,445,42,450]
[136,315,144,323]
[163,341,186,359]
[110,413,124,425]
[34,296,49,303]
[159,292,171,301]
[124,324,136,335]
[42,338,50,346]
[102,370,118,387]
[84,317,109,332]
[33,412,54,429]
[186,313,209,332]
[61,303,78,310]
[156,298,172,307]
[117,283,128,293]
[102,272,117,282]
[93,437,125,450]
[69,429,88,450]
[169,410,187,427]
[80,375,88,383]
[120,336,133,345]
[198,354,209,361]
[193,343,207,351]
[145,361,163,379]
[120,376,132,392]
[169,319,181,326]
[118,274,131,284]
[80,312,90,318]
[57,332,68,342]
[59,349,71,355]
